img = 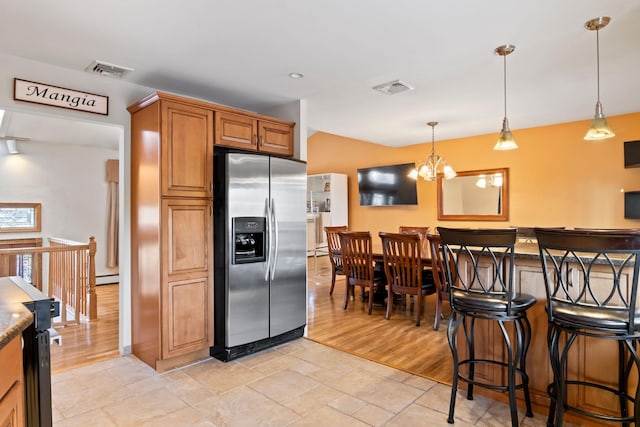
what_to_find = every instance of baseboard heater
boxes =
[96,274,119,285]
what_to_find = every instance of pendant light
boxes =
[584,16,615,140]
[409,121,456,181]
[494,44,518,150]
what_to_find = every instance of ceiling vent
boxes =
[372,79,414,95]
[85,60,134,79]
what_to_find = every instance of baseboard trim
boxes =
[96,274,119,285]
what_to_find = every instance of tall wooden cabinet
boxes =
[129,92,214,371]
[129,91,295,371]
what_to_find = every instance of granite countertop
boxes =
[0,276,37,350]
[0,301,33,349]
[514,241,541,259]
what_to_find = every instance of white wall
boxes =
[0,140,119,278]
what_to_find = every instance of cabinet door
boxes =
[0,336,24,427]
[0,382,22,427]
[258,120,293,156]
[161,101,213,198]
[163,277,212,358]
[162,199,213,358]
[215,111,257,150]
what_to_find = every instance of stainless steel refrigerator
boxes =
[212,151,307,361]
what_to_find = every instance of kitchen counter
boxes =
[0,277,34,350]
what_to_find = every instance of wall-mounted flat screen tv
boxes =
[357,163,418,206]
[625,191,640,219]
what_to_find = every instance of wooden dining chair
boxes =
[427,233,453,330]
[338,231,385,314]
[324,226,347,295]
[399,226,431,258]
[379,232,436,326]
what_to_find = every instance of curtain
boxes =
[106,159,119,268]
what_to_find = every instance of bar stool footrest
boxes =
[458,358,530,392]
[547,381,636,424]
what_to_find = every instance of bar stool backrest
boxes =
[437,227,517,314]
[534,228,640,335]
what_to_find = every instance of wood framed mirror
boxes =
[437,168,509,221]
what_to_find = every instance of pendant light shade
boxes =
[584,17,615,140]
[409,121,455,181]
[494,44,518,150]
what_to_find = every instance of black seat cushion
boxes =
[551,301,640,332]
[452,290,535,314]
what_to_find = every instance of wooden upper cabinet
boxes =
[161,101,214,198]
[258,120,293,156]
[215,111,258,151]
[215,111,294,156]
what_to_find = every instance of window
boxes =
[0,203,42,232]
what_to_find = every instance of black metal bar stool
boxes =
[438,227,535,426]
[535,228,640,426]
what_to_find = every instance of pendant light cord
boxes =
[596,28,601,103]
[503,53,507,118]
[431,125,435,157]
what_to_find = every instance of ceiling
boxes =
[1,0,639,147]
[0,110,121,150]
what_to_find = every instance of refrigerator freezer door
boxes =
[269,157,307,337]
[226,153,270,347]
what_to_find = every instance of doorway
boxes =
[0,107,124,372]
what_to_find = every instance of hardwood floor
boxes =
[306,255,453,385]
[50,284,119,373]
[49,258,453,385]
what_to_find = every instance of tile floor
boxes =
[51,338,557,426]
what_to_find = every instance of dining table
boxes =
[332,246,433,305]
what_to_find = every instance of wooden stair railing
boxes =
[0,236,97,325]
[0,237,43,286]
[48,237,97,325]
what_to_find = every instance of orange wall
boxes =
[307,112,640,238]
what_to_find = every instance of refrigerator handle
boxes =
[270,198,279,281]
[264,198,272,282]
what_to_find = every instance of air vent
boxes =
[85,60,134,79]
[372,79,414,95]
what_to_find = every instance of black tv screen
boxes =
[357,163,418,206]
[625,191,640,219]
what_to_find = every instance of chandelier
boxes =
[409,121,456,181]
[584,16,615,140]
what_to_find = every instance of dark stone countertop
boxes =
[0,277,35,350]
[0,301,33,349]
